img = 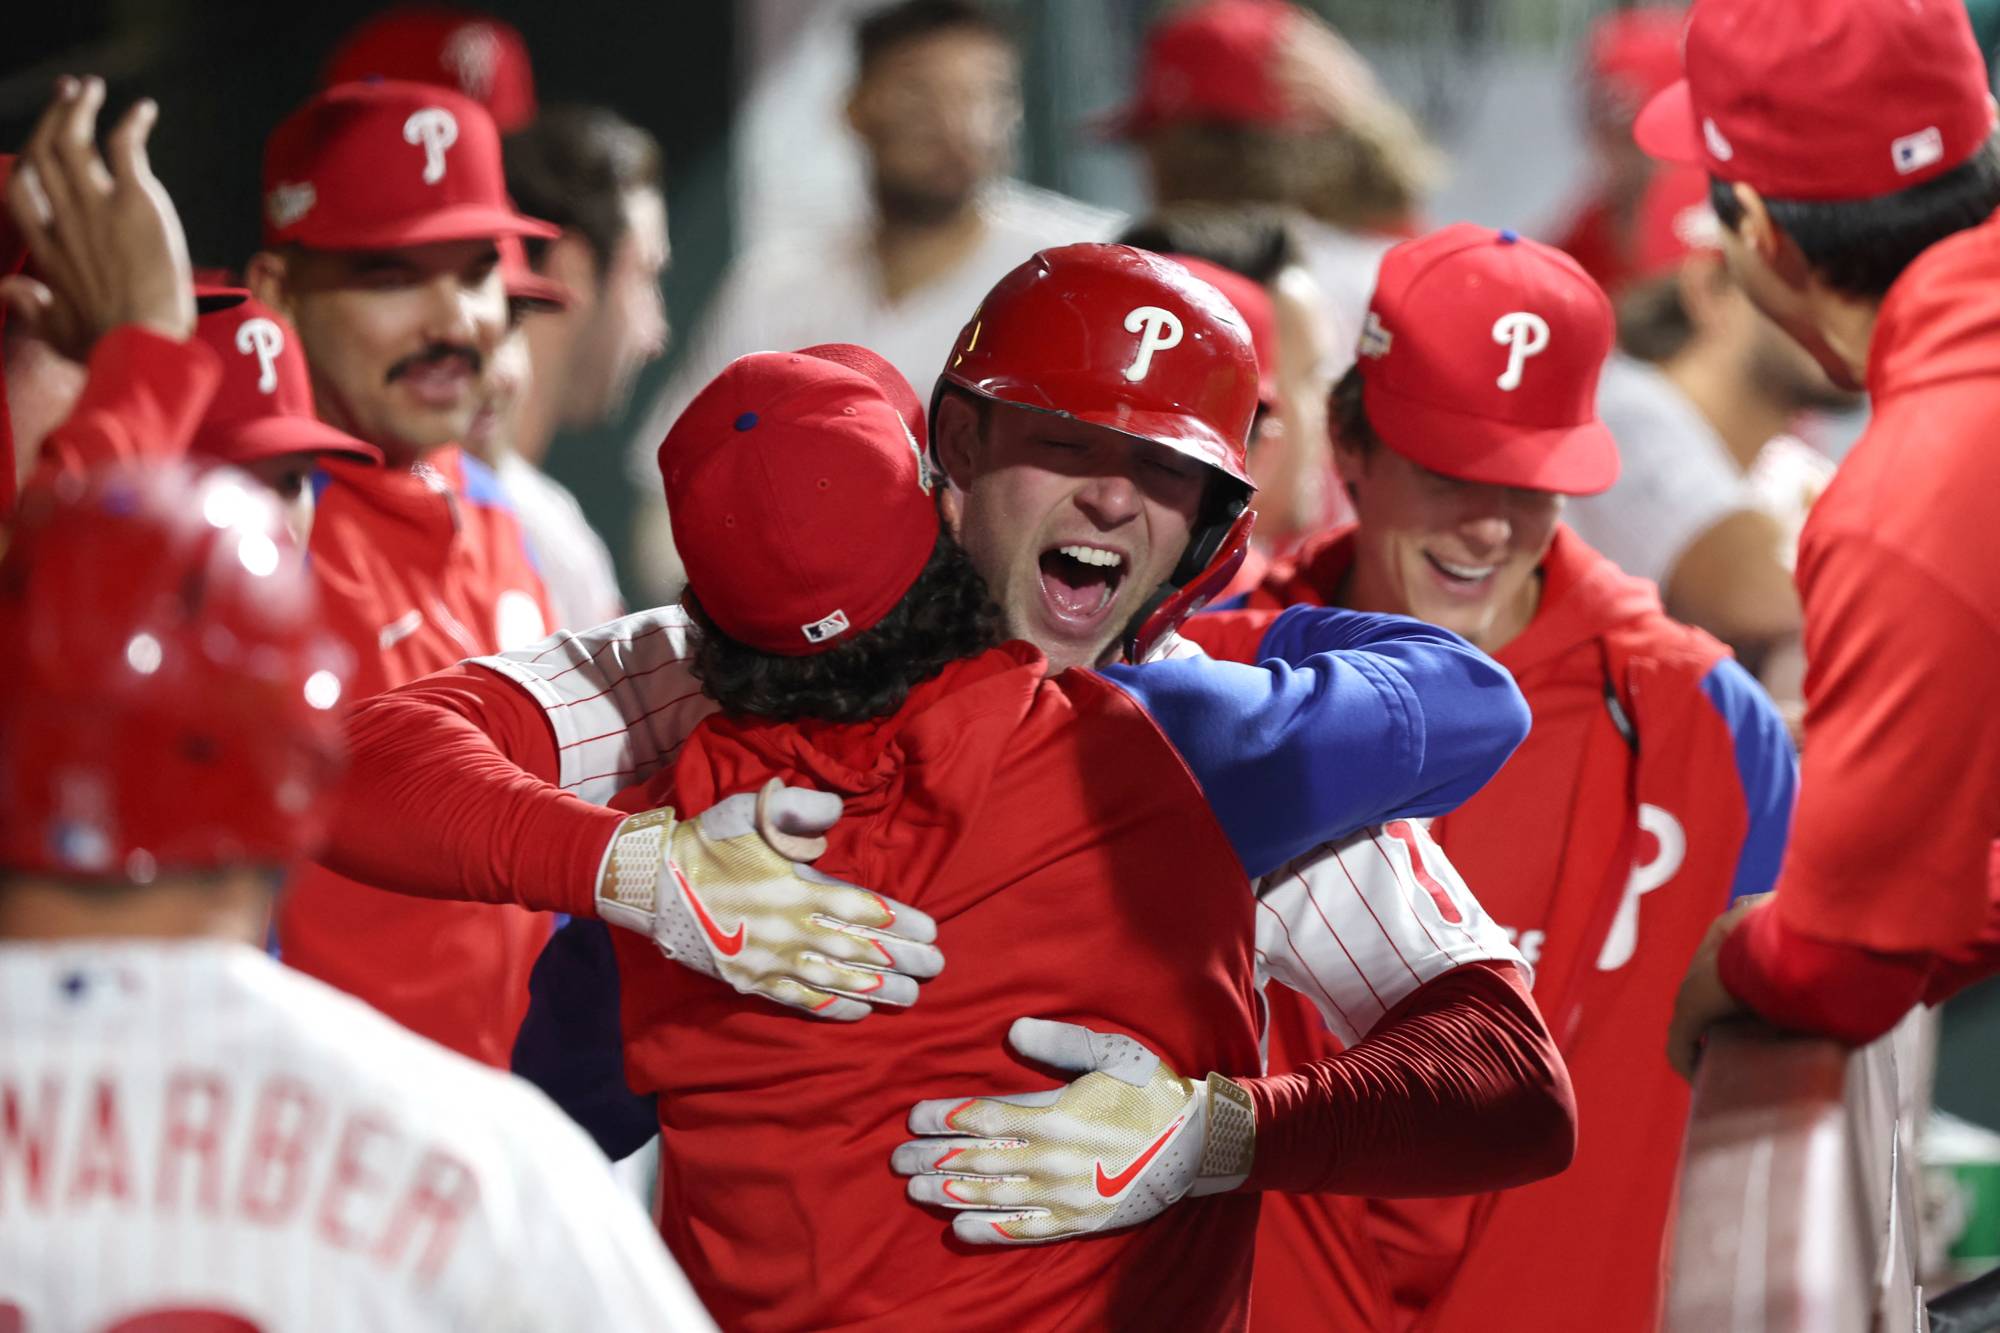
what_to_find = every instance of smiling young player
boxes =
[1187,224,1795,1331]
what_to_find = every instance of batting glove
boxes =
[890,1017,1255,1244]
[595,778,943,1022]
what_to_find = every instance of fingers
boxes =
[888,1136,1024,1179]
[1006,1017,1160,1087]
[951,1210,1056,1246]
[802,881,936,944]
[907,1090,1061,1136]
[0,276,54,328]
[53,75,112,197]
[906,1171,1036,1212]
[790,953,919,1008]
[756,778,843,837]
[808,920,944,981]
[763,977,869,1023]
[104,97,159,187]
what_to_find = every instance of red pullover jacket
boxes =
[279,448,554,1066]
[1720,210,2000,1040]
[1187,526,1796,1333]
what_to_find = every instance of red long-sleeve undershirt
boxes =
[21,326,222,501]
[1244,959,1576,1196]
[319,663,623,917]
[1718,900,1957,1047]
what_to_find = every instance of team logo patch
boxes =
[234,317,285,394]
[1892,127,1944,176]
[266,182,317,230]
[802,609,851,644]
[1491,311,1551,391]
[443,22,502,99]
[1121,305,1183,382]
[1358,310,1394,360]
[902,420,934,495]
[403,107,460,185]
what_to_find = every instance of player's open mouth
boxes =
[1424,551,1498,591]
[1037,542,1128,628]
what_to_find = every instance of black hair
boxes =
[1329,364,1381,455]
[1708,133,2000,299]
[683,527,1003,723]
[1115,204,1305,286]
[503,105,664,274]
[855,0,1010,76]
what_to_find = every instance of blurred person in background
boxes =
[323,5,539,133]
[246,80,560,1067]
[1109,0,1439,380]
[492,105,671,629]
[1572,164,1858,701]
[1185,226,1795,1333]
[625,0,1118,603]
[1118,205,1347,560]
[0,464,713,1331]
[1639,0,2000,1073]
[1544,7,1686,295]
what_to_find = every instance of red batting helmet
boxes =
[934,243,1260,662]
[0,465,352,881]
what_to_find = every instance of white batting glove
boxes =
[890,1018,1256,1244]
[595,778,943,1021]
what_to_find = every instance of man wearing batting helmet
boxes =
[0,465,712,1329]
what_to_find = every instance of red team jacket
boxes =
[1188,526,1796,1332]
[279,448,555,1066]
[605,644,1268,1332]
[1720,209,2000,1037]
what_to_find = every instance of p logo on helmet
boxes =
[1122,305,1185,382]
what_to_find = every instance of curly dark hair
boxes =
[683,529,1004,723]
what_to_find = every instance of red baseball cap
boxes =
[1635,0,1997,201]
[189,298,381,467]
[659,347,938,656]
[1633,163,1724,281]
[1583,7,1687,122]
[1100,0,1296,138]
[1356,224,1619,496]
[323,7,538,133]
[262,80,557,250]
[1167,255,1279,407]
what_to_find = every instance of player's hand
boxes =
[1,76,195,358]
[595,777,943,1022]
[1666,893,1770,1079]
[891,1017,1255,1245]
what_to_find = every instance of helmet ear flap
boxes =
[1121,498,1256,664]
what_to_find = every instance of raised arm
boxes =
[1104,605,1530,877]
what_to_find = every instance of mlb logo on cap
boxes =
[1355,224,1619,496]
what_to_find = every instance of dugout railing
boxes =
[1664,1022,1926,1332]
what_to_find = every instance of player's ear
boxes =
[932,392,981,491]
[245,250,293,319]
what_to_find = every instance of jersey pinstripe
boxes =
[0,941,713,1332]
[478,610,1524,1055]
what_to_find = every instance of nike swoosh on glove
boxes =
[595,777,944,1021]
[890,1017,1255,1244]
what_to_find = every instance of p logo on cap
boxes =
[402,107,459,184]
[234,318,285,395]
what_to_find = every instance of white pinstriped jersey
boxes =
[0,941,714,1333]
[472,609,1524,1055]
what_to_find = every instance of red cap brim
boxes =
[506,269,571,311]
[282,203,559,252]
[1364,378,1621,496]
[1633,80,1704,168]
[196,416,383,467]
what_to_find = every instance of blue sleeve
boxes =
[1100,604,1530,878]
[1697,657,1798,903]
[510,918,660,1161]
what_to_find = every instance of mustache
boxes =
[387,343,483,383]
